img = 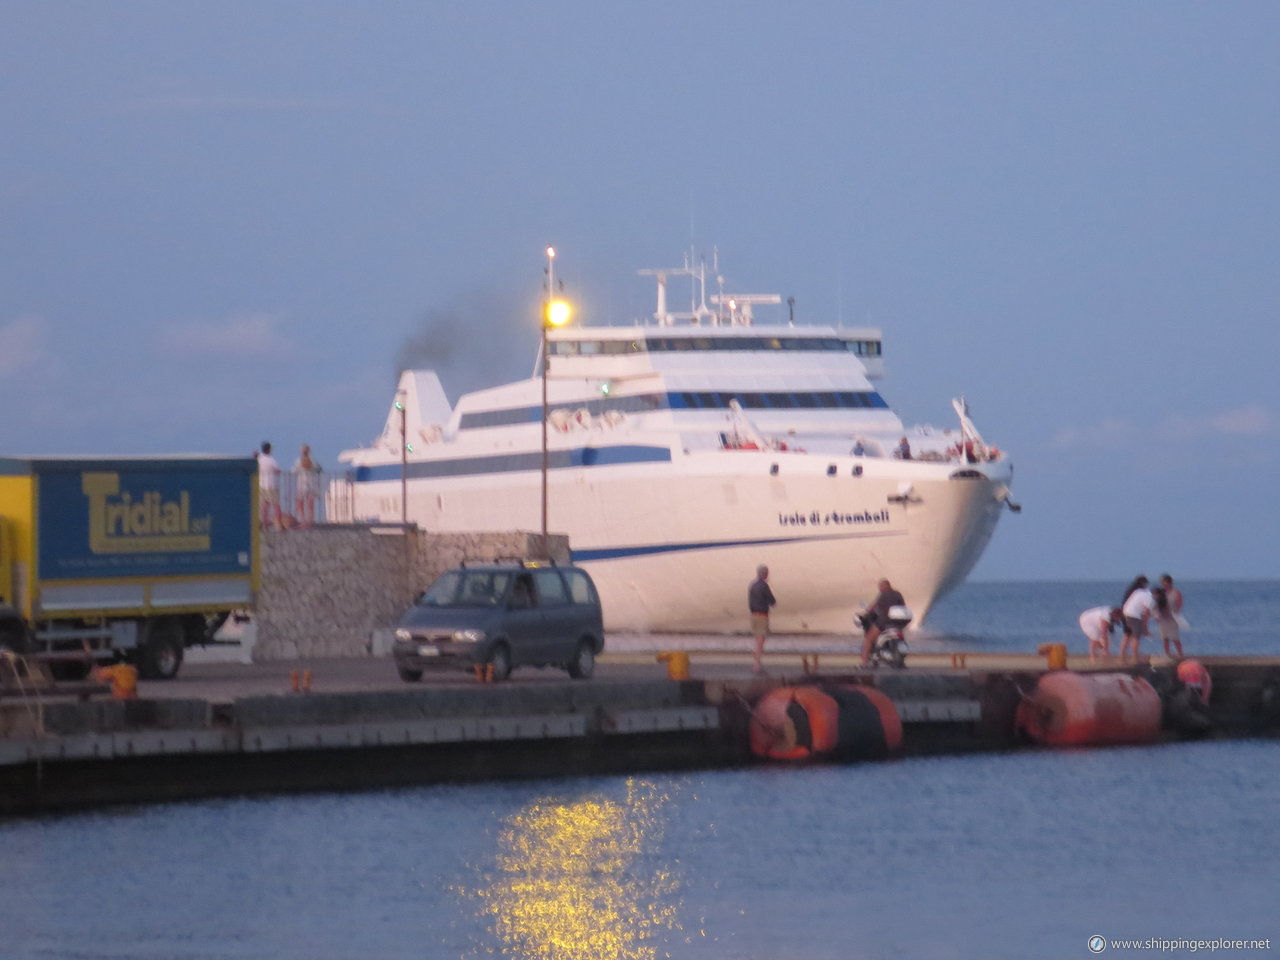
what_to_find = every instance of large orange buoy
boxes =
[749,687,840,761]
[1176,659,1212,704]
[829,685,903,760]
[1016,672,1161,746]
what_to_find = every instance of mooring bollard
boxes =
[1037,643,1068,670]
[656,651,690,681]
[94,664,138,700]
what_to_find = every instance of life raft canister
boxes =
[749,687,840,761]
[1016,671,1162,746]
[828,685,903,760]
[1176,659,1212,704]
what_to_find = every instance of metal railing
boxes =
[262,470,357,528]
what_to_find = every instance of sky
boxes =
[2,2,1278,582]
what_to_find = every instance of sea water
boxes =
[1,581,1276,960]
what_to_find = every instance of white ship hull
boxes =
[351,447,1010,633]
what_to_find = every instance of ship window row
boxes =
[458,390,888,429]
[548,336,882,356]
[670,391,889,410]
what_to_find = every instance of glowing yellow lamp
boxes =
[546,299,572,327]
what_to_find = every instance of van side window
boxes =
[510,574,535,609]
[564,570,597,605]
[533,569,569,607]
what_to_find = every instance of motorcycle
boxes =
[855,605,913,669]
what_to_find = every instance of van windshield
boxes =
[420,571,514,607]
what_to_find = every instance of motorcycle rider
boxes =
[861,578,905,666]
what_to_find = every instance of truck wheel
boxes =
[396,664,423,682]
[0,618,29,655]
[567,639,596,680]
[140,618,185,680]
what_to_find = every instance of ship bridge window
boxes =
[550,339,647,356]
[644,336,851,352]
[844,339,882,357]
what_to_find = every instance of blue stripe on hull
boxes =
[353,445,672,483]
[573,529,905,563]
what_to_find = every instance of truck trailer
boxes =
[0,456,258,678]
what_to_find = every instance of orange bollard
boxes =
[485,663,494,683]
[1037,643,1068,670]
[290,670,300,692]
[94,664,138,700]
[473,664,484,683]
[302,669,312,692]
[655,651,690,681]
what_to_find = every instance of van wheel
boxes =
[140,618,184,680]
[488,644,512,682]
[567,640,595,680]
[396,664,423,682]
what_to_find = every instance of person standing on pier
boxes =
[1152,586,1184,658]
[1120,576,1156,661]
[292,444,321,527]
[257,442,282,530]
[748,565,777,675]
[1159,573,1186,657]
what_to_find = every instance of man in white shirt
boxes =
[1121,583,1156,661]
[258,441,282,529]
[1079,606,1121,661]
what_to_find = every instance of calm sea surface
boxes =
[1,581,1277,960]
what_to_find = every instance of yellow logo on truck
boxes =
[82,472,212,554]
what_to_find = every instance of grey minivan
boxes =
[392,561,604,682]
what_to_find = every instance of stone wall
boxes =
[253,527,570,660]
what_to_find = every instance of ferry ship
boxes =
[340,257,1018,633]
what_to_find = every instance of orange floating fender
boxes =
[1176,659,1212,704]
[1016,671,1162,746]
[829,685,902,759]
[749,686,840,761]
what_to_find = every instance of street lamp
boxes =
[395,391,407,526]
[540,246,571,559]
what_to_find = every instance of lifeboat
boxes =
[1016,672,1161,746]
[748,685,902,761]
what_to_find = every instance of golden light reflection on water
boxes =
[467,778,682,960]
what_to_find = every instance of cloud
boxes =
[0,316,48,378]
[1052,405,1274,450]
[160,312,294,358]
[1160,405,1273,439]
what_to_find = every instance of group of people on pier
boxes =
[747,565,1190,672]
[255,441,324,530]
[1079,574,1186,662]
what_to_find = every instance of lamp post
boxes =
[540,246,571,559]
[395,391,407,526]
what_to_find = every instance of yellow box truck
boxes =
[0,456,259,678]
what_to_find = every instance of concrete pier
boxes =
[2,649,1277,814]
